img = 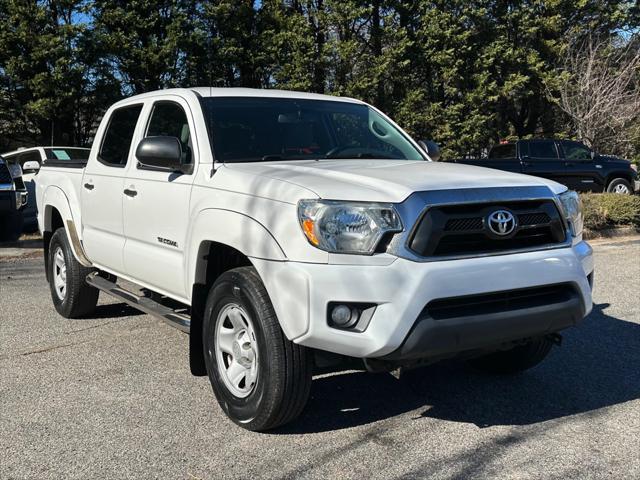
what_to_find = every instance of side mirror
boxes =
[418,140,441,162]
[136,136,188,173]
[590,150,596,160]
[22,160,40,173]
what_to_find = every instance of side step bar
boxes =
[86,272,191,333]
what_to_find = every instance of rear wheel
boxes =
[469,337,554,374]
[48,228,99,318]
[606,178,632,194]
[203,266,313,431]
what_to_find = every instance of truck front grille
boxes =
[408,200,566,258]
[0,162,12,184]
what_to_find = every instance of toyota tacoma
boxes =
[36,88,594,431]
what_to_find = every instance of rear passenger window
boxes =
[145,101,192,164]
[99,105,143,167]
[528,141,558,159]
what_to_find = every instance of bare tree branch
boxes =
[550,34,640,157]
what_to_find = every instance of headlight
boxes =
[558,190,583,237]
[297,200,402,254]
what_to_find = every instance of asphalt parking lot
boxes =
[1,239,639,479]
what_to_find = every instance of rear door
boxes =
[81,104,143,273]
[521,140,567,185]
[122,97,197,300]
[558,140,602,191]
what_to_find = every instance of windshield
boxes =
[200,97,425,163]
[44,148,90,161]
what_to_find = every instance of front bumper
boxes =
[252,241,594,359]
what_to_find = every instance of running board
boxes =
[86,272,191,333]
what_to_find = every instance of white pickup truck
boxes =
[37,88,594,431]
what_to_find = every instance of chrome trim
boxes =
[65,220,93,267]
[386,186,572,262]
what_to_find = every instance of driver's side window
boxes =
[562,141,591,161]
[145,101,192,165]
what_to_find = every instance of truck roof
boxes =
[113,87,366,106]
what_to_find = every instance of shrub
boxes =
[581,193,640,230]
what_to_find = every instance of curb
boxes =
[583,226,640,240]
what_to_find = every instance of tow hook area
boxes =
[547,332,563,346]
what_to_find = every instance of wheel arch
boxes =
[605,171,634,189]
[187,209,287,376]
[42,189,92,280]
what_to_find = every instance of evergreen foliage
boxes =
[0,0,638,160]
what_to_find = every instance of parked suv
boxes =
[2,146,91,233]
[36,88,594,431]
[0,155,27,241]
[449,139,639,194]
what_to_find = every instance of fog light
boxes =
[327,302,377,332]
[331,304,354,326]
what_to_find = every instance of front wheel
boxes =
[606,178,633,194]
[203,267,313,431]
[48,228,99,318]
[469,337,554,374]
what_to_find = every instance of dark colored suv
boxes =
[0,155,27,241]
[450,139,639,194]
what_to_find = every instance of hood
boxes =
[221,159,565,203]
[595,153,633,166]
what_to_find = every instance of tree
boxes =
[552,34,640,157]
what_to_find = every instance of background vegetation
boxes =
[0,1,639,161]
[582,193,640,231]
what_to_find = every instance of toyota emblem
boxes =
[487,210,517,236]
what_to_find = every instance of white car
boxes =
[2,146,90,232]
[35,88,594,431]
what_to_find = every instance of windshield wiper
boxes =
[327,152,392,159]
[261,155,283,161]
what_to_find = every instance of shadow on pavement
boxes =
[277,303,640,434]
[82,302,145,320]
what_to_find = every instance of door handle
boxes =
[123,188,138,197]
[522,161,533,167]
[83,183,94,190]
[564,162,575,167]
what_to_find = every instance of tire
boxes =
[202,266,313,431]
[48,228,99,318]
[0,210,23,242]
[469,337,554,374]
[606,178,633,194]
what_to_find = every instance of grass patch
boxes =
[581,193,640,230]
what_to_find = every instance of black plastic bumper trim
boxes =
[380,283,586,361]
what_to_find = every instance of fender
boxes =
[185,208,287,295]
[42,186,92,267]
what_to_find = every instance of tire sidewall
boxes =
[49,229,71,315]
[607,178,632,194]
[202,273,275,426]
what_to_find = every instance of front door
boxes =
[122,97,197,300]
[521,140,567,186]
[558,140,601,192]
[81,104,143,273]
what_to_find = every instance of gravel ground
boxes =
[0,239,639,479]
